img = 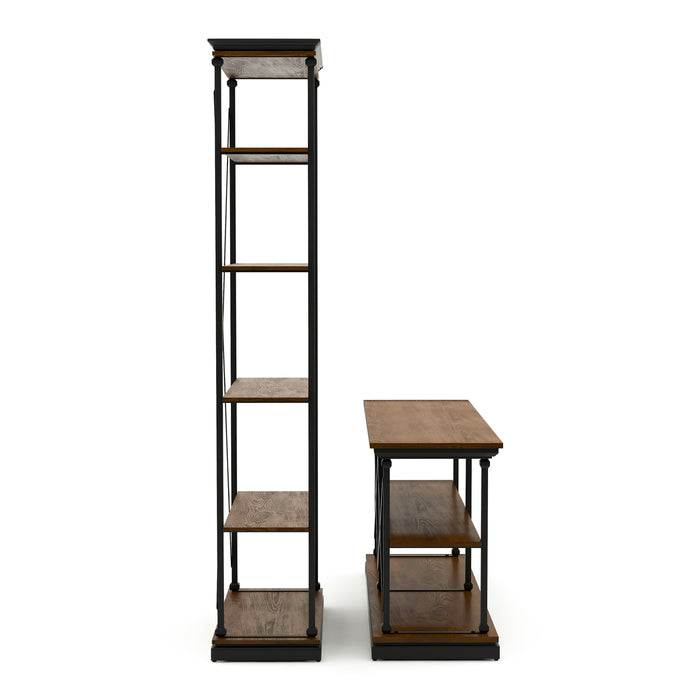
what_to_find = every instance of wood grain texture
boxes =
[390,481,481,548]
[364,400,503,449]
[365,555,498,644]
[221,263,308,272]
[221,147,308,164]
[219,56,320,80]
[212,589,323,645]
[223,378,308,403]
[224,491,308,532]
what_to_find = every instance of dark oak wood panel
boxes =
[390,480,481,548]
[221,147,308,164]
[212,589,323,646]
[222,263,308,272]
[365,555,498,644]
[208,38,321,53]
[224,491,308,532]
[223,378,308,403]
[209,40,322,80]
[364,400,503,449]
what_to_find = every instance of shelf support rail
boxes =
[306,56,319,638]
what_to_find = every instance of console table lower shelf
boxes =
[211,589,323,661]
[365,555,499,661]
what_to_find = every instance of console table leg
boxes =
[465,458,473,590]
[381,458,392,633]
[373,454,379,557]
[479,458,490,632]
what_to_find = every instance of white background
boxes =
[1,1,699,697]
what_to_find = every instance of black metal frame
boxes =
[211,48,320,659]
[371,644,499,662]
[212,646,322,662]
[373,448,498,655]
[306,55,319,638]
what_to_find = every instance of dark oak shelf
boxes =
[224,491,308,532]
[365,555,498,645]
[209,38,322,80]
[222,263,308,272]
[222,148,308,164]
[390,480,481,548]
[212,589,323,646]
[223,378,308,403]
[364,400,503,449]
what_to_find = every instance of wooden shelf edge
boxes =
[213,589,323,646]
[390,480,482,548]
[224,491,309,532]
[223,378,308,403]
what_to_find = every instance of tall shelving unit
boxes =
[209,38,323,663]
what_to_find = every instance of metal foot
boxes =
[376,582,381,590]
[381,622,392,634]
[215,626,227,637]
[464,581,473,591]
[479,623,489,633]
[229,582,240,592]
[451,547,460,557]
[306,626,318,637]
[315,582,321,591]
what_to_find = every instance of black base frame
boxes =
[212,644,322,662]
[371,643,499,661]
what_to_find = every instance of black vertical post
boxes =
[227,77,240,593]
[373,453,379,556]
[212,56,226,638]
[380,458,392,633]
[451,458,460,556]
[479,458,490,632]
[306,56,319,638]
[464,458,473,590]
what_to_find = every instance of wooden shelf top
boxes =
[223,378,308,403]
[224,491,308,532]
[364,400,502,450]
[365,555,498,644]
[221,148,308,164]
[390,480,481,548]
[209,39,322,79]
[222,263,308,272]
[212,589,323,645]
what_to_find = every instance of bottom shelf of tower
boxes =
[211,588,323,661]
[365,554,499,661]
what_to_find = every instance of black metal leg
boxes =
[227,77,240,594]
[451,459,460,556]
[212,56,226,638]
[465,458,473,590]
[380,458,392,633]
[306,56,318,638]
[479,458,489,632]
[376,457,384,589]
[229,404,239,592]
[373,453,379,556]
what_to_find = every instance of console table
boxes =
[363,400,503,660]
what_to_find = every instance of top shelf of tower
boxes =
[208,38,323,80]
